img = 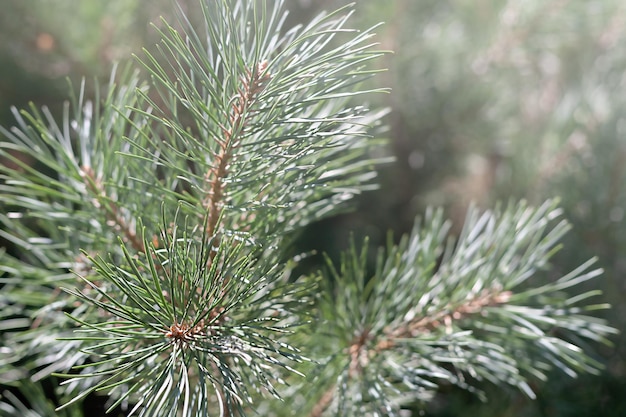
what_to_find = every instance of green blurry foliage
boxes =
[1,0,157,77]
[0,0,198,126]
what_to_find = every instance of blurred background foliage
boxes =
[1,0,625,415]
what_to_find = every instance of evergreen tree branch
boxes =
[54,215,309,416]
[0,1,616,416]
[0,65,154,387]
[128,0,389,249]
[2,1,387,414]
[80,165,145,253]
[378,286,513,346]
[203,59,271,265]
[310,200,617,416]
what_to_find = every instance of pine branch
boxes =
[0,1,616,417]
[2,1,386,415]
[203,60,271,266]
[129,0,389,247]
[311,200,617,416]
[53,216,309,416]
[0,65,152,386]
[80,165,145,253]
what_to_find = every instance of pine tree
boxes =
[0,1,616,416]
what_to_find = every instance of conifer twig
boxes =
[313,202,616,415]
[204,60,271,263]
[380,287,513,344]
[309,287,514,416]
[80,165,145,253]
